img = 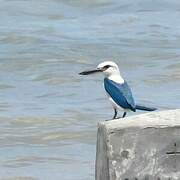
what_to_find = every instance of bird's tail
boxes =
[136,104,157,111]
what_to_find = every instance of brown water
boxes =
[0,0,180,179]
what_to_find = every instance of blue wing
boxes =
[104,78,136,111]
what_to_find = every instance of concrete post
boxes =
[96,109,180,180]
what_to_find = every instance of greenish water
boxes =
[0,0,180,179]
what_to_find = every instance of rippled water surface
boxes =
[0,0,180,179]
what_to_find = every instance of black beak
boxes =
[79,69,102,75]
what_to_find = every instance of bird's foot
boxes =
[105,119,111,121]
[105,117,119,121]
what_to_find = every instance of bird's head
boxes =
[79,61,120,77]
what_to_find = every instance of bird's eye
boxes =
[103,65,111,69]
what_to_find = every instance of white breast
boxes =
[108,75,124,84]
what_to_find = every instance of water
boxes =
[0,0,180,179]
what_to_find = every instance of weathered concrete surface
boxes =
[96,109,180,180]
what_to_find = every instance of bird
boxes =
[79,61,157,119]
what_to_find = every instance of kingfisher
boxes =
[79,61,157,119]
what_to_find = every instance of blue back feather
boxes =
[104,78,136,112]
